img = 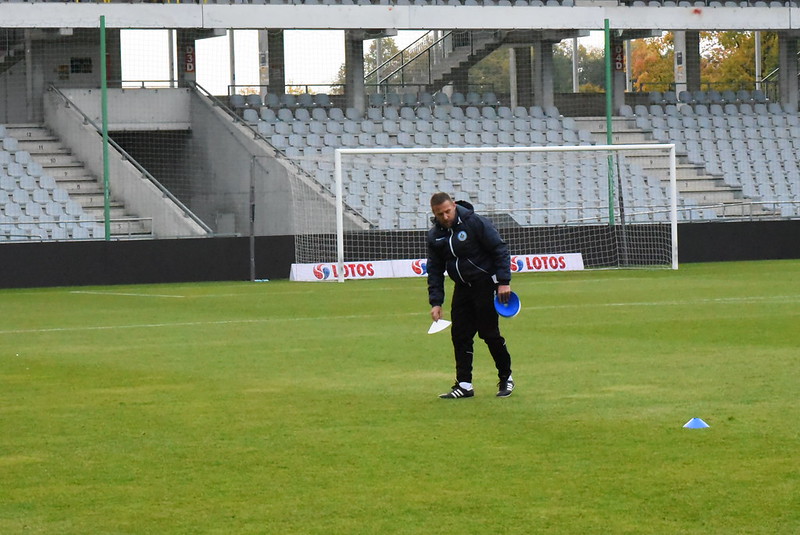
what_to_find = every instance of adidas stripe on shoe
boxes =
[496,378,515,398]
[439,383,474,399]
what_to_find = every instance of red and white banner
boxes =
[509,253,584,273]
[290,253,583,281]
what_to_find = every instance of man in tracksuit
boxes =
[427,192,514,399]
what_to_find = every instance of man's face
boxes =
[432,199,457,229]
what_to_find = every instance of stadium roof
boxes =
[1,4,800,32]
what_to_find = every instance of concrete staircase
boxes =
[422,31,506,93]
[370,30,506,95]
[7,124,152,237]
[573,116,778,219]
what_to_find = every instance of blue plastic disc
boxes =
[494,291,521,318]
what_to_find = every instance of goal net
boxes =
[290,144,678,280]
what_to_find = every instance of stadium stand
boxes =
[634,91,799,218]
[220,84,800,229]
[2,2,799,246]
[0,126,120,241]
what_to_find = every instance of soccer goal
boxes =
[290,144,678,281]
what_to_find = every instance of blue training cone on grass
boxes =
[683,417,710,429]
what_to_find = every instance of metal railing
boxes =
[365,30,501,93]
[48,84,213,235]
[0,217,154,242]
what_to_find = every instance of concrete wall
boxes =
[62,87,192,131]
[42,86,342,238]
[0,60,29,124]
[0,29,121,123]
[43,89,209,238]
[186,92,296,236]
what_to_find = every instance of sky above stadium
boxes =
[120,29,605,95]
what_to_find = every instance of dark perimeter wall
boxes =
[0,221,798,288]
[0,236,294,288]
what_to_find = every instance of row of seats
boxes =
[232,90,505,112]
[634,112,800,131]
[253,109,591,145]
[254,104,595,170]
[231,92,333,110]
[240,93,707,228]
[232,89,800,228]
[623,101,798,119]
[0,219,104,241]
[239,100,758,227]
[0,130,103,242]
[254,103,563,123]
[648,89,769,107]
[629,104,800,216]
[367,91,502,109]
[335,152,703,228]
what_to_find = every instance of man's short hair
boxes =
[430,191,453,207]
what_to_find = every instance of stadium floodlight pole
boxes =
[100,15,111,241]
[604,18,615,227]
[249,157,256,282]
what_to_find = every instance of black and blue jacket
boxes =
[426,200,511,307]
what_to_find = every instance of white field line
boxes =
[54,278,667,299]
[0,294,798,336]
[69,291,186,298]
[0,314,414,335]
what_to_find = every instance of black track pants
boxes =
[450,278,512,384]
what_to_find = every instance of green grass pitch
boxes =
[1,260,799,534]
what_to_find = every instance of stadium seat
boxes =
[16,175,38,192]
[482,92,500,106]
[433,92,450,106]
[689,90,706,104]
[245,94,262,108]
[229,94,246,110]
[465,92,482,106]
[3,137,19,152]
[648,91,664,105]
[264,93,281,108]
[721,90,737,104]
[260,108,278,122]
[297,93,314,108]
[368,93,384,108]
[706,90,723,104]
[329,108,345,121]
[418,92,434,108]
[752,89,767,103]
[736,90,752,104]
[242,109,259,123]
[280,94,298,109]
[7,162,24,178]
[384,93,401,107]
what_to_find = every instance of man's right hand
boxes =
[431,305,443,321]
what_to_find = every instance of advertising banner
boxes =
[290,253,584,281]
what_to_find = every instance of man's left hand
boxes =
[497,284,511,304]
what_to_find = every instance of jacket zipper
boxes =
[448,228,466,284]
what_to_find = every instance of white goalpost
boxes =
[290,143,678,282]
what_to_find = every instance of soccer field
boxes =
[1,260,799,534]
